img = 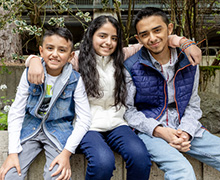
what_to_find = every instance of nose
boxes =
[52,49,58,57]
[149,32,157,42]
[105,37,112,45]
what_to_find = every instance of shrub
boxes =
[0,84,13,130]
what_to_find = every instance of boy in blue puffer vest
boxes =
[0,27,91,180]
[124,7,220,180]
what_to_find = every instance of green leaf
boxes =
[38,28,43,32]
[14,20,21,26]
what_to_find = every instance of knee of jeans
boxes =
[43,164,60,180]
[125,142,151,168]
[176,160,194,173]
[90,151,115,169]
[44,171,61,180]
[86,151,115,177]
[163,159,195,180]
[4,168,25,180]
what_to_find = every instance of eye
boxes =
[155,28,161,33]
[46,46,53,51]
[99,34,107,39]
[140,32,148,38]
[59,49,66,52]
[112,37,118,42]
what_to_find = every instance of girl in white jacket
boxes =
[77,15,151,180]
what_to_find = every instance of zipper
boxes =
[39,77,70,152]
[34,79,47,119]
[173,64,191,122]
[141,63,168,120]
[155,79,167,120]
[42,124,62,153]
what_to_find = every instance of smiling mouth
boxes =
[50,59,60,62]
[150,42,160,48]
[101,46,112,51]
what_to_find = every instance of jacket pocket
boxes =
[56,87,73,110]
[27,85,41,107]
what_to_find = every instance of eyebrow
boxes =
[98,32,118,37]
[45,44,68,49]
[138,25,162,35]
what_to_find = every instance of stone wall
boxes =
[199,67,220,134]
[1,131,220,180]
[199,67,220,95]
[0,66,25,103]
[199,92,220,134]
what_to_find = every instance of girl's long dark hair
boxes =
[78,15,127,109]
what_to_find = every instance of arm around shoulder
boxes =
[25,55,44,84]
[168,35,202,65]
[123,44,143,60]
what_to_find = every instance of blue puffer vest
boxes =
[124,47,197,122]
[20,63,80,151]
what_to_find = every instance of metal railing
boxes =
[70,0,220,9]
[70,0,164,9]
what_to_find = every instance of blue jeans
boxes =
[79,125,151,180]
[5,130,69,180]
[139,130,220,180]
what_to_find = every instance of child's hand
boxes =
[176,129,191,142]
[177,129,191,152]
[28,56,44,84]
[184,45,202,66]
[153,126,183,145]
[170,129,191,152]
[50,149,72,180]
[0,153,21,180]
[169,140,191,152]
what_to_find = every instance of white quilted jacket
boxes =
[89,54,128,132]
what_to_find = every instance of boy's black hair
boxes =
[134,7,169,33]
[43,27,74,51]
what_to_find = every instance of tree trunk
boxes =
[0,8,22,63]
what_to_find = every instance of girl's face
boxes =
[92,21,118,56]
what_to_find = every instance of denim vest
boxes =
[20,63,80,151]
[124,47,197,121]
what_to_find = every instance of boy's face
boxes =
[135,15,173,57]
[39,34,74,76]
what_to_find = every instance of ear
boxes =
[68,51,75,63]
[168,23,173,35]
[135,34,143,44]
[39,46,43,57]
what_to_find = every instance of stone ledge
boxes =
[1,131,220,180]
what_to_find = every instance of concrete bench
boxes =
[1,131,220,180]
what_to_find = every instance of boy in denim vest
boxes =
[0,27,91,180]
[124,7,220,179]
